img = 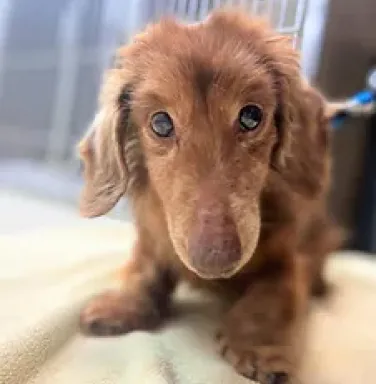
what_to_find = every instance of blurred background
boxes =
[0,0,374,252]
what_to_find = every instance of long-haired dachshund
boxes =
[78,10,342,383]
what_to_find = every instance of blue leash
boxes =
[331,68,376,128]
[331,89,376,129]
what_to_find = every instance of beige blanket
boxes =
[0,218,375,384]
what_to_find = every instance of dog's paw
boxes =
[216,332,293,384]
[80,290,162,336]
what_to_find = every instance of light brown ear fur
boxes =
[262,35,329,178]
[78,33,151,218]
[78,105,128,218]
[262,32,331,198]
[264,35,301,168]
[279,81,332,198]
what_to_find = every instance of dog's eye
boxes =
[151,112,174,137]
[238,105,263,132]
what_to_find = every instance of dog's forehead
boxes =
[132,22,275,108]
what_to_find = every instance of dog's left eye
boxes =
[151,112,174,137]
[238,105,263,132]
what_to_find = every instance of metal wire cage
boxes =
[0,0,308,203]
[155,0,307,43]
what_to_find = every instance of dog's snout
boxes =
[188,205,242,278]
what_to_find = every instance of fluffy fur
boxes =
[78,11,342,383]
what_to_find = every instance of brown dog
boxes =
[78,10,341,384]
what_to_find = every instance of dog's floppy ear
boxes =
[78,107,125,217]
[77,37,151,217]
[78,74,140,218]
[263,34,302,168]
[266,35,331,196]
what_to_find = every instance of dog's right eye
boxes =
[238,105,263,132]
[151,112,174,137]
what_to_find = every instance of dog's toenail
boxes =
[109,324,125,334]
[266,371,289,384]
[89,319,104,334]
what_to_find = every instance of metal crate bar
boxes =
[0,0,309,172]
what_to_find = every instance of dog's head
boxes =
[78,11,329,279]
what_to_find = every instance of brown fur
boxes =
[78,10,342,383]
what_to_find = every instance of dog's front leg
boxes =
[217,259,308,384]
[80,239,177,336]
